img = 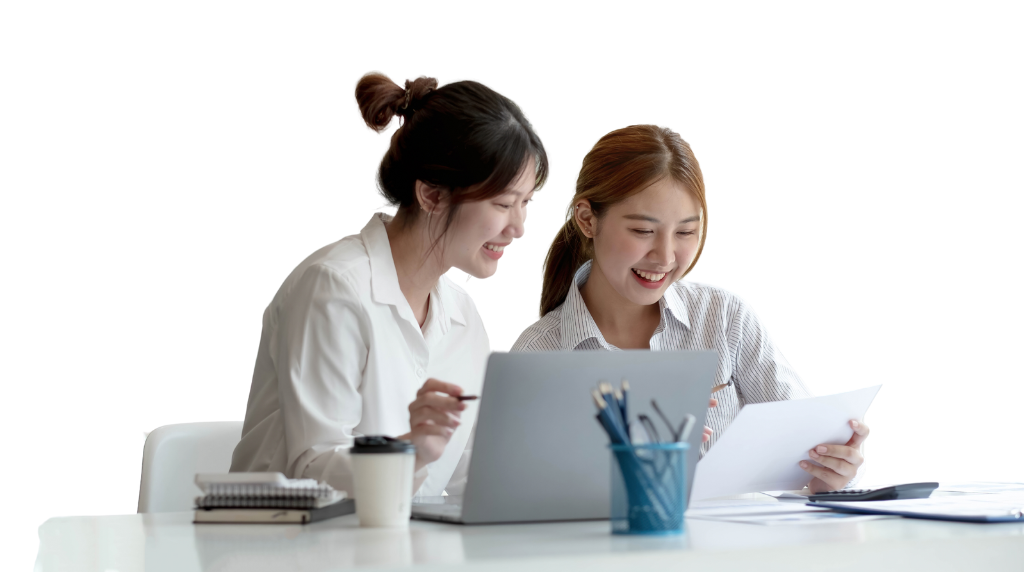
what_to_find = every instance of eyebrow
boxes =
[500,188,535,199]
[622,214,701,224]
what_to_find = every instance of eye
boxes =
[496,203,512,210]
[522,198,532,206]
[631,229,654,236]
[677,230,696,236]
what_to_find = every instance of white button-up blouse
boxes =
[230,213,489,497]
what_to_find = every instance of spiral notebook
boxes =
[194,473,350,522]
[195,472,341,499]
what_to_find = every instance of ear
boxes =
[574,199,597,238]
[414,180,449,215]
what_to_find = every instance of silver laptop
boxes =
[411,350,717,524]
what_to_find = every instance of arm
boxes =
[727,296,868,491]
[274,265,369,495]
[727,297,811,404]
[276,265,467,497]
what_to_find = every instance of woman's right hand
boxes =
[702,397,718,443]
[398,378,467,471]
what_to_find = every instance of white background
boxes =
[2,1,1022,568]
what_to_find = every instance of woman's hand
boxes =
[397,378,467,472]
[702,397,718,443]
[800,419,870,493]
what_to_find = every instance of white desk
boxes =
[36,503,1024,572]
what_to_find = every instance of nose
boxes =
[507,201,526,239]
[649,232,675,268]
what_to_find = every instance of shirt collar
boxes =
[558,260,691,350]
[360,213,466,333]
[434,278,467,332]
[559,261,615,351]
[660,280,691,330]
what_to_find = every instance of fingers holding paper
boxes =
[800,419,870,493]
[846,419,871,448]
[701,397,717,442]
[702,426,713,443]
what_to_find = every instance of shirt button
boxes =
[416,368,425,377]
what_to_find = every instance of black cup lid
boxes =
[351,436,415,454]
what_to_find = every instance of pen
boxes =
[592,390,628,443]
[678,413,697,441]
[638,414,661,444]
[593,391,672,516]
[456,395,478,401]
[620,380,630,438]
[711,380,733,394]
[599,381,626,431]
[651,399,680,441]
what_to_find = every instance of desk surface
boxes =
[37,501,1024,572]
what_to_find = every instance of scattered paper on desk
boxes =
[818,492,1024,521]
[937,482,1024,494]
[691,385,881,501]
[692,511,889,525]
[686,498,889,525]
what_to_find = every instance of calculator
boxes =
[807,482,939,502]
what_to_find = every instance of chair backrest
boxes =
[138,421,243,513]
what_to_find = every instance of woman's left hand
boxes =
[799,419,870,493]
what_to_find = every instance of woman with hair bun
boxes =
[232,73,548,499]
[513,125,869,493]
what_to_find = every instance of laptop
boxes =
[411,350,717,524]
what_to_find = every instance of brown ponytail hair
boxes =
[539,125,707,316]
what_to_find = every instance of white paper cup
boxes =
[351,436,416,528]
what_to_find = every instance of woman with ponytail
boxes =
[513,125,868,493]
[232,73,547,499]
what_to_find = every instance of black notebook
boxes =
[194,498,355,524]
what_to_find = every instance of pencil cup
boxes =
[609,443,688,535]
[351,436,416,528]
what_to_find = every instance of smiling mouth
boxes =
[482,242,507,260]
[631,268,667,282]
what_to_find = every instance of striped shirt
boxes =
[511,260,811,456]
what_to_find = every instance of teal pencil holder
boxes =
[609,442,689,535]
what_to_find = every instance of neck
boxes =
[579,260,661,349]
[385,211,449,327]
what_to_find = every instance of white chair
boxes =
[138,421,243,513]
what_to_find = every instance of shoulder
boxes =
[511,306,565,352]
[671,280,750,314]
[668,280,768,334]
[273,235,372,308]
[307,234,373,281]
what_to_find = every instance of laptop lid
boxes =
[459,350,716,524]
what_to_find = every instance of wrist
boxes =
[396,432,430,473]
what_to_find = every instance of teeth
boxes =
[484,243,505,252]
[633,269,666,281]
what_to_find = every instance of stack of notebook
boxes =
[193,472,354,524]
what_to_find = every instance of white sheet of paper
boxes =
[691,385,881,501]
[685,496,890,525]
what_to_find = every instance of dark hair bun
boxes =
[352,70,549,231]
[355,72,438,132]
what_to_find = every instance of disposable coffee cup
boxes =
[350,436,416,528]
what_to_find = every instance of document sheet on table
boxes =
[691,385,881,501]
[686,498,888,525]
